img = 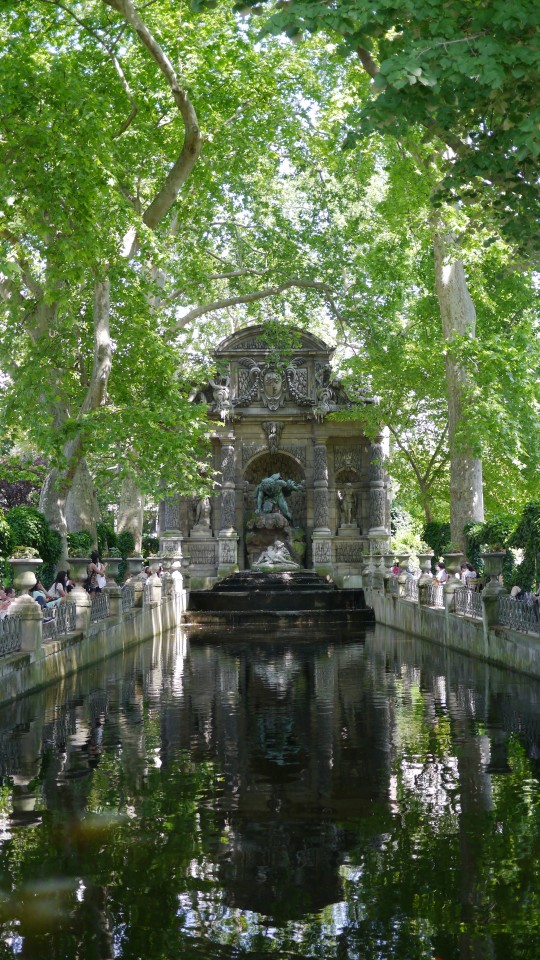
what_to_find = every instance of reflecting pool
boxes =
[0,623,539,959]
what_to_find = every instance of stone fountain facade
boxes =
[158,325,391,587]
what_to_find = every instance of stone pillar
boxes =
[219,439,237,537]
[144,573,162,608]
[9,595,42,657]
[131,577,145,608]
[368,437,389,539]
[160,496,181,534]
[312,440,333,575]
[72,586,92,635]
[104,582,122,619]
[218,535,239,578]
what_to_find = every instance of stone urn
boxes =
[384,553,395,572]
[397,553,410,569]
[9,557,43,594]
[480,551,506,586]
[418,553,434,578]
[104,556,122,582]
[66,557,91,588]
[127,555,144,577]
[442,552,463,578]
[147,556,161,575]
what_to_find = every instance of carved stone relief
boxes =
[334,447,362,475]
[262,420,283,453]
[335,543,363,564]
[219,540,237,564]
[163,497,180,531]
[189,543,217,565]
[313,443,328,482]
[220,489,236,530]
[313,540,332,563]
[313,488,330,529]
[369,488,387,529]
[220,443,236,482]
[242,443,266,467]
[369,441,385,482]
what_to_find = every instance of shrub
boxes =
[422,521,451,560]
[117,530,136,558]
[6,505,62,585]
[142,534,159,556]
[67,530,94,557]
[97,520,117,557]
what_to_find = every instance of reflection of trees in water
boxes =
[0,630,538,957]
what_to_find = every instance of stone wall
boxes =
[366,586,540,678]
[0,583,186,707]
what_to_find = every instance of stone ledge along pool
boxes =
[0,622,538,959]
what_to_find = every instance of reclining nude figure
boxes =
[254,540,298,567]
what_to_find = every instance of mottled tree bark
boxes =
[434,231,484,548]
[117,472,144,553]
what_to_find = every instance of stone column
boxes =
[368,437,389,539]
[219,439,237,536]
[312,440,333,575]
[159,496,183,556]
[217,438,238,576]
[143,573,162,608]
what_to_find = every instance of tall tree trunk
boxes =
[39,469,68,561]
[65,458,100,546]
[434,231,484,549]
[117,472,144,553]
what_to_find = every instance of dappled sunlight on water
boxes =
[0,625,538,959]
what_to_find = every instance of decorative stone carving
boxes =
[209,376,233,422]
[163,497,180,531]
[282,444,306,466]
[220,489,236,530]
[285,358,313,406]
[313,540,331,563]
[219,540,237,565]
[262,420,283,453]
[369,441,385,481]
[335,543,363,563]
[242,443,266,467]
[220,443,236,483]
[334,447,362,476]
[313,443,328,483]
[189,543,217,565]
[313,488,330,529]
[369,488,387,530]
[235,356,314,410]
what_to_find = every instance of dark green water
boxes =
[0,624,538,960]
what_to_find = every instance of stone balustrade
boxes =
[0,563,187,706]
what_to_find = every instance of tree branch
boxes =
[101,0,203,229]
[171,278,337,332]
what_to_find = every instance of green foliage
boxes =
[66,531,94,557]
[10,546,40,559]
[5,505,62,584]
[142,534,160,556]
[510,500,540,589]
[251,0,540,260]
[422,521,451,560]
[117,530,136,559]
[97,520,117,558]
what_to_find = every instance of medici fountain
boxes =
[157,325,390,624]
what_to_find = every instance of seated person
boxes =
[510,585,524,600]
[48,571,70,600]
[391,562,401,576]
[434,562,448,584]
[0,587,15,619]
[30,580,62,609]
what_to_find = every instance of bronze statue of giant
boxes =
[254,473,304,524]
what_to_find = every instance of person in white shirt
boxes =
[434,562,448,584]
